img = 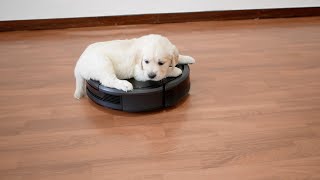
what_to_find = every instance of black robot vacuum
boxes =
[86,64,190,112]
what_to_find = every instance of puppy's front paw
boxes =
[179,55,196,64]
[186,56,195,64]
[115,80,133,92]
[168,67,182,77]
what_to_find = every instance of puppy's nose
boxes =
[148,73,156,79]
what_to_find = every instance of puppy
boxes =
[74,34,195,99]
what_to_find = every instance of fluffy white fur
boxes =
[74,34,195,99]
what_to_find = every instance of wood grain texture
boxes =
[1,7,320,32]
[0,17,320,179]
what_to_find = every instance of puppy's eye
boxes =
[158,62,164,66]
[145,60,149,64]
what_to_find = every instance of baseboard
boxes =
[0,7,319,32]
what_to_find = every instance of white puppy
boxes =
[74,34,195,99]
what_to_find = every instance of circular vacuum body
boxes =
[86,64,190,112]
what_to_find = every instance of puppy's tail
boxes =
[74,69,86,99]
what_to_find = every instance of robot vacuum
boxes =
[86,64,190,112]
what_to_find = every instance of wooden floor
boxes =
[1,17,320,180]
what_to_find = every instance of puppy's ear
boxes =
[140,57,144,70]
[133,48,143,70]
[170,45,179,68]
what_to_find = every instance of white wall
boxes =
[1,0,319,21]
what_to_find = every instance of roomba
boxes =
[86,64,190,112]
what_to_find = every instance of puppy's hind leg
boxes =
[74,72,86,99]
[178,55,195,64]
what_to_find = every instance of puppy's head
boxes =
[138,34,179,81]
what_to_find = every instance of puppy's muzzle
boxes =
[148,73,156,79]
